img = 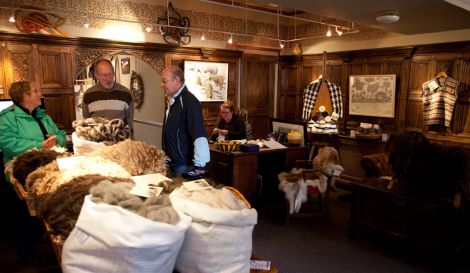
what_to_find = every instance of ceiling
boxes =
[254,0,470,35]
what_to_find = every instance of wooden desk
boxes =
[208,146,307,203]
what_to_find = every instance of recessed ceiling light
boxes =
[376,10,400,24]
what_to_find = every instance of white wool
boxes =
[177,186,248,210]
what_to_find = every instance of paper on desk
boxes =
[130,173,172,198]
[263,139,286,149]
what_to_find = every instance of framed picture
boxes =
[120,57,130,74]
[270,118,307,146]
[349,74,396,118]
[184,60,229,102]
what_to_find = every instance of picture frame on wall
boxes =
[270,118,307,146]
[184,60,229,102]
[120,57,130,74]
[349,74,396,118]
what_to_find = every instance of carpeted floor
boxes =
[252,188,470,273]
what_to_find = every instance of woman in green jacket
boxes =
[0,81,66,165]
[0,80,66,264]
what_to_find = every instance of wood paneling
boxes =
[241,54,276,138]
[279,41,470,146]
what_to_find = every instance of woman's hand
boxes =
[213,128,220,134]
[219,129,228,136]
[42,135,57,150]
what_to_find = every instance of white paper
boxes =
[263,139,286,149]
[182,179,212,191]
[250,260,271,270]
[57,156,86,171]
[130,173,172,198]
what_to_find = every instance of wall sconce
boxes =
[227,34,233,44]
[201,32,206,40]
[145,26,152,32]
[326,27,332,37]
[279,42,284,49]
[8,15,15,23]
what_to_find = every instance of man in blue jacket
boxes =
[161,66,210,177]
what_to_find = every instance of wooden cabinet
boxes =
[0,42,74,132]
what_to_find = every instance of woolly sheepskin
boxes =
[90,181,180,225]
[25,156,131,196]
[37,174,134,240]
[72,117,129,143]
[90,139,167,176]
[176,186,248,210]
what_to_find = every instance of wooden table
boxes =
[208,145,307,204]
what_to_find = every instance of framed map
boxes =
[184,60,228,102]
[349,74,396,118]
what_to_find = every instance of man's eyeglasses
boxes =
[161,77,174,84]
[97,73,115,78]
[221,111,232,115]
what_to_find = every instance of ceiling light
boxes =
[9,15,15,23]
[376,10,400,24]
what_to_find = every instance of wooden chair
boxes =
[283,160,334,224]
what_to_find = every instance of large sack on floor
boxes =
[169,188,257,273]
[71,132,106,155]
[61,195,191,273]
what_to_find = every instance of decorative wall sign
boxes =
[13,6,66,36]
[157,2,191,45]
[349,74,396,118]
[184,60,228,102]
[130,71,144,109]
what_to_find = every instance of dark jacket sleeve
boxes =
[227,114,246,140]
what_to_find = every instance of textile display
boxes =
[302,77,343,121]
[422,75,459,127]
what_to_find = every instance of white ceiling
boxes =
[257,0,470,34]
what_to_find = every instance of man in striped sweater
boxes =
[82,59,134,136]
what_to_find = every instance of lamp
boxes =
[326,27,332,37]
[8,15,15,23]
[227,33,233,44]
[376,10,400,24]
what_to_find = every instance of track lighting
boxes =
[335,26,342,36]
[326,28,332,37]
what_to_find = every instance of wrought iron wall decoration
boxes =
[157,2,191,45]
[130,71,144,109]
[13,6,66,36]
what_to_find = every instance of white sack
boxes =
[62,195,191,273]
[71,132,106,155]
[170,189,257,273]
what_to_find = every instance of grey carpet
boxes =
[252,189,470,273]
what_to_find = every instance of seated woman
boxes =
[0,81,67,164]
[211,100,246,141]
[0,80,66,263]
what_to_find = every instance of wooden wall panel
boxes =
[279,41,470,146]
[242,54,276,138]
[43,93,74,131]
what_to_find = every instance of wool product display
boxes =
[37,174,134,240]
[90,139,167,175]
[176,186,248,210]
[90,180,180,225]
[25,156,131,196]
[72,117,130,143]
[9,149,61,186]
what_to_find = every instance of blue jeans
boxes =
[169,164,192,178]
